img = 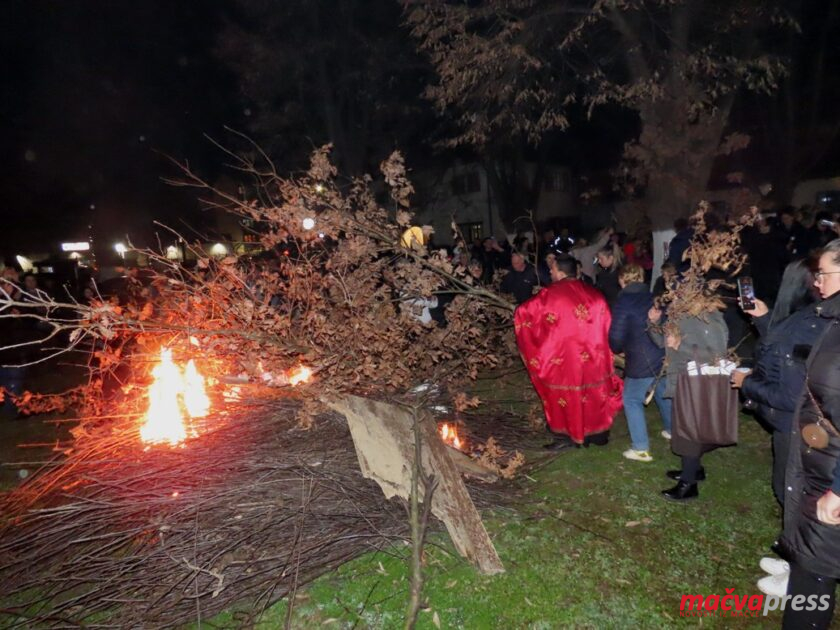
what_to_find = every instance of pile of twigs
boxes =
[0,389,525,628]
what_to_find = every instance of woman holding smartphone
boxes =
[732,261,826,504]
[730,261,827,598]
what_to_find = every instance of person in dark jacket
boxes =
[500,251,540,304]
[667,217,693,274]
[778,206,811,260]
[731,261,826,505]
[741,216,788,307]
[652,261,677,298]
[574,259,595,286]
[803,210,834,256]
[608,264,671,462]
[595,246,622,308]
[778,239,840,629]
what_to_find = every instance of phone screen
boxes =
[737,277,755,310]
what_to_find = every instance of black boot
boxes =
[543,435,577,452]
[666,467,706,481]
[662,481,699,502]
[582,431,610,447]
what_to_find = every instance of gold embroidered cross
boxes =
[515,320,533,332]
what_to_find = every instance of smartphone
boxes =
[820,219,836,228]
[737,276,756,311]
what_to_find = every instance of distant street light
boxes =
[61,242,90,252]
[210,243,228,257]
[15,255,33,272]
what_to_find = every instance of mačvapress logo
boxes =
[680,590,831,617]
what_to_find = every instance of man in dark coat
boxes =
[667,217,693,273]
[741,217,788,307]
[595,246,621,309]
[776,207,810,259]
[500,251,540,305]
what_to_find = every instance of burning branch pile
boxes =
[0,396,415,626]
[0,145,525,626]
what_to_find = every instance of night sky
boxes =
[0,1,237,255]
[2,1,840,260]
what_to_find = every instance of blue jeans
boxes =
[623,376,671,451]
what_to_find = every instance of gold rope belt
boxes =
[535,372,616,392]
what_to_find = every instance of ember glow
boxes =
[439,422,463,450]
[139,348,210,446]
[288,365,313,386]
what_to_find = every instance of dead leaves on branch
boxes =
[136,146,513,403]
[657,201,757,324]
[474,437,525,480]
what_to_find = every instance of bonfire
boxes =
[0,145,525,628]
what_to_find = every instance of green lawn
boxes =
[206,390,789,629]
[1,367,797,629]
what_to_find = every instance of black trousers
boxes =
[772,430,790,507]
[679,456,702,483]
[782,563,837,630]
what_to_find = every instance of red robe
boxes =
[515,278,623,443]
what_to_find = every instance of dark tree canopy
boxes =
[217,0,436,176]
[406,0,795,224]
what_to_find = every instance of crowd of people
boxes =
[506,205,840,629]
[4,205,840,626]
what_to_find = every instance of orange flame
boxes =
[288,365,313,386]
[183,359,210,418]
[439,422,463,450]
[140,348,210,446]
[140,349,187,446]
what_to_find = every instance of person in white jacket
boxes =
[571,226,613,280]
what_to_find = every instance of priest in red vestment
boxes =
[515,254,623,449]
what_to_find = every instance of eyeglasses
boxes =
[814,271,840,282]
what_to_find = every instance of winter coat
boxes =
[667,228,693,273]
[740,305,829,433]
[648,311,728,398]
[595,267,621,309]
[781,291,840,578]
[741,226,787,305]
[500,265,540,305]
[608,283,665,379]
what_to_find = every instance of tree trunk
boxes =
[633,93,734,282]
[482,146,547,236]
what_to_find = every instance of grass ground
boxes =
[204,369,795,630]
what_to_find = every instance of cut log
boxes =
[328,395,505,575]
